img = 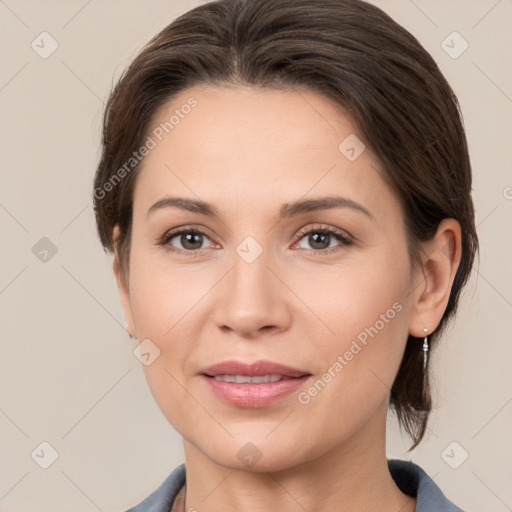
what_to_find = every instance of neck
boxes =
[181,406,416,512]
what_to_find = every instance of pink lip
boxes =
[199,360,309,378]
[198,360,312,408]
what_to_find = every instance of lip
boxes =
[199,360,309,378]
[198,360,312,408]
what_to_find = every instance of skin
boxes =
[114,85,462,512]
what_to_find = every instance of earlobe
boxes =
[112,226,135,338]
[408,218,462,337]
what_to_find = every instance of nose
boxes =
[213,248,291,338]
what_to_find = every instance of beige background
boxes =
[0,0,511,510]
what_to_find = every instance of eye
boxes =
[158,224,353,256]
[293,225,353,254]
[159,227,214,253]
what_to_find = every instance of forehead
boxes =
[132,85,398,223]
[148,84,357,159]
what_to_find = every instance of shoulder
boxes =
[124,463,186,512]
[388,459,466,511]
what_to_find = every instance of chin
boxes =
[197,434,312,474]
[213,451,304,474]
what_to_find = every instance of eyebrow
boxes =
[146,196,374,220]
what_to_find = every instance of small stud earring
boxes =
[126,325,136,340]
[422,328,429,369]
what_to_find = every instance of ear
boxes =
[408,218,462,337]
[112,225,135,338]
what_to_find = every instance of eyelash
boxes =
[158,224,354,256]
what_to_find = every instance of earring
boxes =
[126,325,137,340]
[422,328,429,369]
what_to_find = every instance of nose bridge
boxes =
[231,242,270,296]
[230,241,274,311]
[213,237,289,335]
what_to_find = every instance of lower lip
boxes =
[201,375,311,407]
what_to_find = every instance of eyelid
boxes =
[291,223,354,254]
[294,223,353,242]
[157,224,217,254]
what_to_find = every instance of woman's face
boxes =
[118,85,422,471]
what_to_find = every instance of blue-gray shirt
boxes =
[125,459,465,511]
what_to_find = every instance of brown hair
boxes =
[93,0,478,447]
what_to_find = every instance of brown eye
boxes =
[294,227,353,254]
[304,232,331,250]
[176,232,205,250]
[160,229,212,252]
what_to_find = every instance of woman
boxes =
[93,0,478,510]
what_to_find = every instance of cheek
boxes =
[289,249,410,344]
[128,244,207,338]
[127,253,204,433]
[289,251,411,403]
[292,288,410,446]
[126,248,218,415]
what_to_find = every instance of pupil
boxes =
[310,232,329,249]
[182,233,202,249]
[179,232,332,251]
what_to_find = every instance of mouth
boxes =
[207,374,297,383]
[198,360,312,407]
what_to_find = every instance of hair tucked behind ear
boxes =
[391,335,432,447]
[93,0,478,447]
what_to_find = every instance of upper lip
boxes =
[199,360,310,378]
